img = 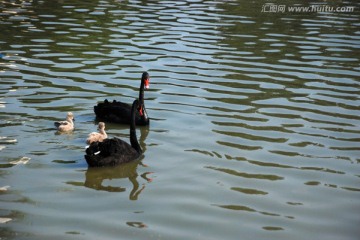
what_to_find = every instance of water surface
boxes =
[1,1,360,239]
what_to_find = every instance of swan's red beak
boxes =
[138,106,144,116]
[144,78,150,89]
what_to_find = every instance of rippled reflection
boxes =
[67,160,152,200]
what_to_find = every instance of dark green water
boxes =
[1,1,360,239]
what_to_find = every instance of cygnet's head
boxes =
[98,122,105,130]
[67,112,75,121]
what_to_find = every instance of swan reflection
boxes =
[69,160,153,200]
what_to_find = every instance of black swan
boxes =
[85,100,143,167]
[94,72,150,125]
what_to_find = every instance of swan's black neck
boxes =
[139,79,145,105]
[138,72,149,105]
[130,99,142,154]
[138,72,149,123]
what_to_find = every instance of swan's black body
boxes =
[94,72,150,125]
[85,100,142,167]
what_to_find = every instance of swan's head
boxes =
[98,122,105,130]
[67,112,75,121]
[142,72,150,89]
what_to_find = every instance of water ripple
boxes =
[1,0,360,239]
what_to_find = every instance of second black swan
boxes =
[94,72,150,125]
[85,99,143,167]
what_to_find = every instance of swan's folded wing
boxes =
[54,121,69,127]
[87,132,97,137]
[87,133,100,144]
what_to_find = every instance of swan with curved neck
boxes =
[94,72,150,125]
[85,100,143,167]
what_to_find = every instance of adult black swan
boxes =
[94,72,150,126]
[85,100,143,167]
